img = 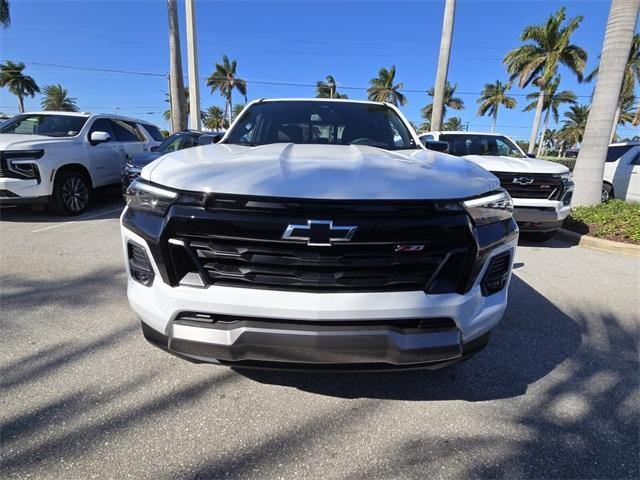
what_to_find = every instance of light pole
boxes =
[185,0,201,130]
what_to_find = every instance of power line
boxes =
[1,60,597,98]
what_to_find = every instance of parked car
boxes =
[0,111,163,215]
[121,130,220,192]
[121,98,518,370]
[603,142,640,202]
[420,131,574,240]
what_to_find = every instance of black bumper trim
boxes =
[140,320,490,371]
[0,194,50,206]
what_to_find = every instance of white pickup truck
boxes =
[0,111,163,215]
[420,131,574,240]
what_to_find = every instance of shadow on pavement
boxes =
[0,187,124,224]
[236,274,583,402]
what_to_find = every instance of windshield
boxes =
[224,101,419,150]
[440,134,526,158]
[0,114,88,137]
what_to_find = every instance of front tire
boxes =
[602,183,614,203]
[48,170,91,216]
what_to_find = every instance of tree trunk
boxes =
[609,104,621,143]
[228,91,233,127]
[167,0,186,133]
[537,109,551,157]
[572,0,639,206]
[431,0,456,131]
[185,0,201,131]
[17,93,24,113]
[528,89,544,154]
[491,112,496,133]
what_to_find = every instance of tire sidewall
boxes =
[50,170,91,216]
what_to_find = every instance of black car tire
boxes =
[48,170,91,216]
[602,183,614,203]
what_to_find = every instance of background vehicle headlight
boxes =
[3,150,44,181]
[125,179,177,215]
[462,189,513,226]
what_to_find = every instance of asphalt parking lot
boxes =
[1,192,638,480]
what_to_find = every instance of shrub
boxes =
[566,200,640,244]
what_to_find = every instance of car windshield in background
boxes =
[225,101,419,150]
[440,134,526,158]
[0,114,88,137]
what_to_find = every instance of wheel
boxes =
[601,183,614,203]
[48,170,91,215]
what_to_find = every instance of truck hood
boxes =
[143,143,499,200]
[0,133,70,149]
[463,154,569,174]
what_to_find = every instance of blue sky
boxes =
[1,0,638,139]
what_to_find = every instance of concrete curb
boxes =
[556,228,640,257]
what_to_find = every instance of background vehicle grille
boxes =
[492,172,564,200]
[163,196,476,293]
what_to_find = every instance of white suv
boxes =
[0,111,163,215]
[121,99,518,370]
[602,142,640,202]
[420,131,574,239]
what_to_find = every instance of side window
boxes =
[88,118,116,139]
[110,120,141,142]
[606,145,633,162]
[141,124,164,142]
[164,137,183,152]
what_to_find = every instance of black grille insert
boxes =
[493,172,564,200]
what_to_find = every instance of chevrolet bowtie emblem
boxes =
[282,220,358,247]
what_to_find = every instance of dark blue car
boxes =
[121,130,220,192]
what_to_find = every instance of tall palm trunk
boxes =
[528,89,544,154]
[17,93,24,113]
[167,0,186,133]
[431,0,456,131]
[609,104,621,143]
[491,111,497,133]
[537,109,551,157]
[572,0,639,206]
[227,91,233,127]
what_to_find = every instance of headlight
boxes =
[462,189,513,226]
[125,179,177,215]
[3,150,44,181]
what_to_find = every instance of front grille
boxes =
[162,196,476,293]
[492,172,564,200]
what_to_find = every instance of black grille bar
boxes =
[492,172,565,200]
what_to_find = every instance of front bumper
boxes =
[0,177,51,206]
[513,197,572,231]
[122,220,517,369]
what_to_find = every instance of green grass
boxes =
[566,200,640,244]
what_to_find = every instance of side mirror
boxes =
[90,131,111,145]
[198,133,223,145]
[526,152,536,158]
[425,140,449,153]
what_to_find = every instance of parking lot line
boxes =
[30,208,123,233]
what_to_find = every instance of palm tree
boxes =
[0,0,10,28]
[618,95,637,126]
[443,117,464,131]
[167,0,187,133]
[203,105,226,131]
[0,61,39,113]
[586,34,639,141]
[163,88,203,124]
[503,7,587,153]
[232,103,245,121]
[524,77,577,156]
[557,104,589,148]
[367,65,406,106]
[206,54,247,127]
[476,80,517,132]
[41,84,78,111]
[421,81,464,126]
[316,75,348,99]
[572,0,639,206]
[431,0,457,131]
